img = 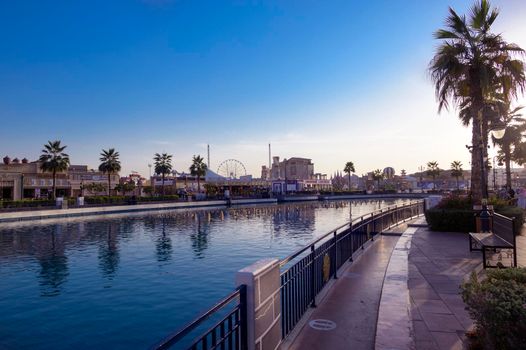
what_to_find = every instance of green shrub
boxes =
[0,199,56,209]
[425,209,475,232]
[462,268,526,350]
[427,195,524,233]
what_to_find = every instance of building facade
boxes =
[0,156,119,200]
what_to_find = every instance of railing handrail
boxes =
[150,285,245,350]
[279,200,424,267]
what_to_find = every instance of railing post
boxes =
[361,217,365,250]
[239,285,248,350]
[310,245,317,307]
[349,222,354,262]
[333,231,338,279]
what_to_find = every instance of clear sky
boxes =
[1,0,525,177]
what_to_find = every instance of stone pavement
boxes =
[283,235,399,350]
[282,219,486,350]
[409,228,481,350]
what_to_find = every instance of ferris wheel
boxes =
[217,159,247,179]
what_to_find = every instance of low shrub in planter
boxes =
[426,195,524,233]
[425,209,475,232]
[0,199,56,209]
[462,268,526,350]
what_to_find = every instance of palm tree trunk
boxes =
[52,169,56,200]
[108,173,111,196]
[470,117,483,202]
[348,173,351,190]
[470,81,485,203]
[505,149,512,190]
[197,176,201,193]
[456,176,460,191]
[162,174,165,196]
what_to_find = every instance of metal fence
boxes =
[279,200,425,339]
[150,285,248,350]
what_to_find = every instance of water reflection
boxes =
[37,228,69,297]
[156,218,173,262]
[98,224,120,280]
[190,214,210,259]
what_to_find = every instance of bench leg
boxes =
[482,248,487,269]
[514,247,517,268]
[469,236,473,251]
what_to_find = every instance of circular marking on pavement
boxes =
[308,319,337,331]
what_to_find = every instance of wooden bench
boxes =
[469,213,517,268]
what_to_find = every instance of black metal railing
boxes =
[279,200,425,339]
[150,285,248,350]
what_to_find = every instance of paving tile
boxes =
[414,300,452,315]
[410,287,441,301]
[430,331,464,350]
[415,339,439,350]
[421,313,464,332]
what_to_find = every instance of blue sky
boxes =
[1,0,525,177]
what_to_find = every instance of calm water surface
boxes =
[0,199,409,349]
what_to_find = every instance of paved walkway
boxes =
[283,219,486,350]
[284,235,399,350]
[409,228,481,350]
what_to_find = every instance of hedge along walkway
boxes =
[408,227,481,350]
[517,226,526,267]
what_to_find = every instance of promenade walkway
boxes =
[283,219,485,350]
[284,234,399,350]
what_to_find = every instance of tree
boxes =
[343,162,356,190]
[450,161,464,190]
[427,161,440,190]
[190,155,207,193]
[492,105,524,190]
[429,0,525,202]
[114,182,136,196]
[372,169,384,190]
[153,153,173,196]
[84,182,107,195]
[39,140,70,199]
[99,149,121,196]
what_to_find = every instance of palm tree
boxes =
[190,155,207,193]
[372,169,384,190]
[492,105,524,190]
[99,149,121,196]
[39,140,70,199]
[429,0,525,202]
[343,162,355,190]
[427,161,440,190]
[153,153,173,196]
[450,161,464,190]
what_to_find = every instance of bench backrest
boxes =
[493,213,516,246]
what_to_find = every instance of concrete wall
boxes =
[237,259,282,350]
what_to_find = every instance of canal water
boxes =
[0,199,409,349]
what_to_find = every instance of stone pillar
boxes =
[236,258,281,350]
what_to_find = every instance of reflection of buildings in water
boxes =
[98,223,120,279]
[36,227,69,297]
[190,215,210,259]
[156,219,173,262]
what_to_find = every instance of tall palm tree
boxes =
[99,149,121,196]
[372,169,384,190]
[492,105,524,190]
[450,161,464,190]
[429,0,525,202]
[427,161,440,190]
[153,153,173,196]
[39,140,70,199]
[343,162,355,190]
[190,155,207,193]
